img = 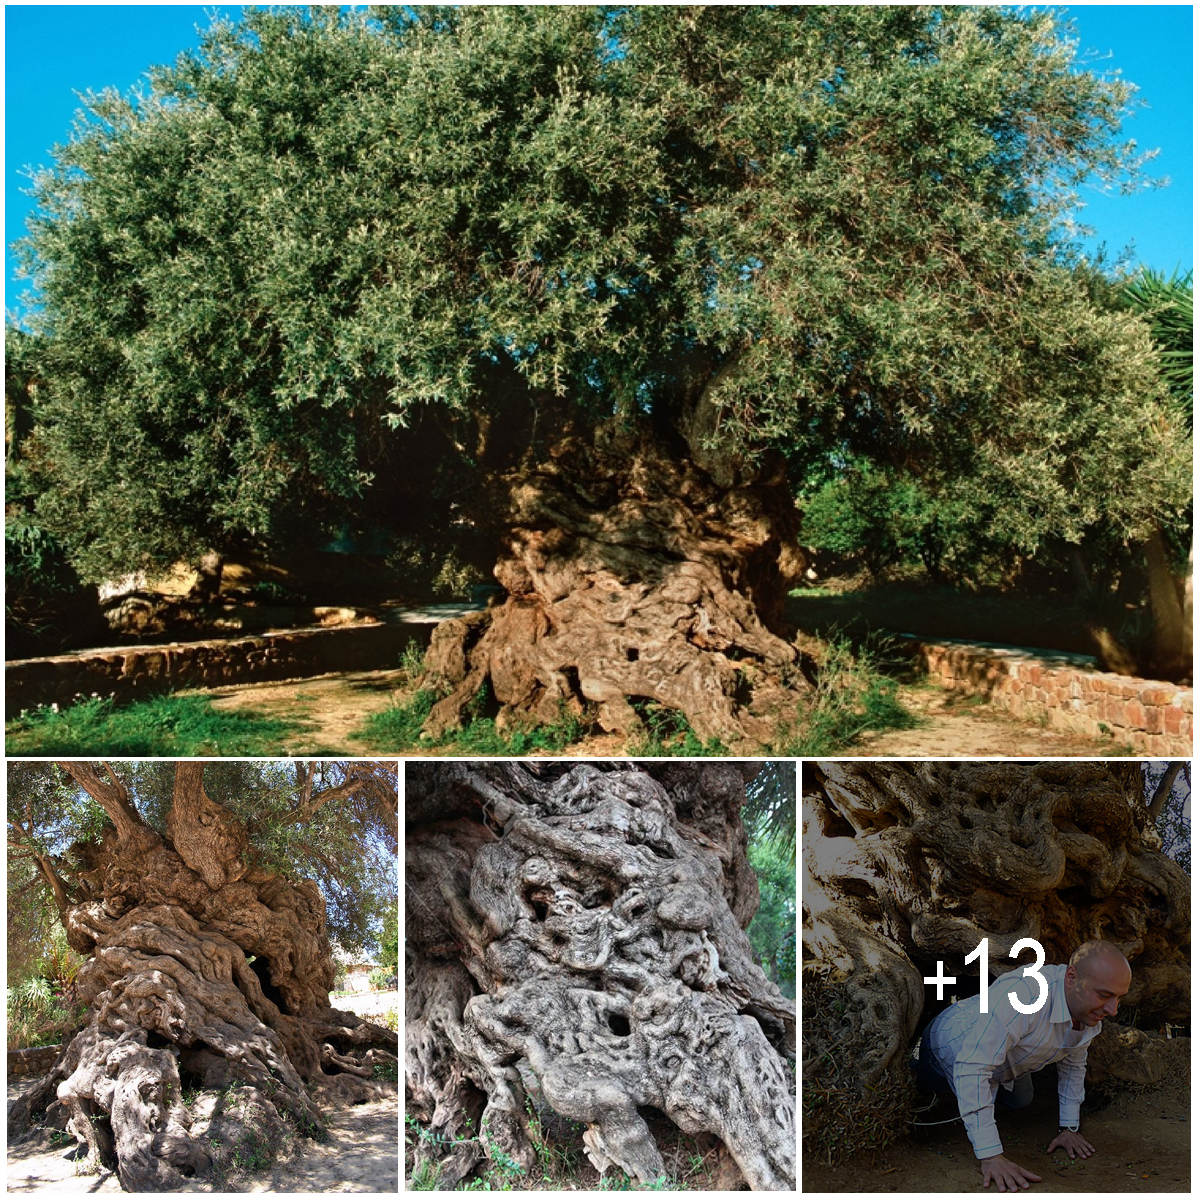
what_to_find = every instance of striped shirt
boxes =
[926,961,1102,1159]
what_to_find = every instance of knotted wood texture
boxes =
[405,762,796,1190]
[421,425,807,752]
[803,761,1189,1098]
[20,763,398,1192]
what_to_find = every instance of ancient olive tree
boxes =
[6,760,399,1191]
[405,761,796,1190]
[11,7,1190,748]
[802,761,1190,1157]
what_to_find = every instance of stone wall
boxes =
[8,1045,62,1076]
[907,636,1192,755]
[6,620,435,715]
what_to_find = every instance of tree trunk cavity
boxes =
[420,422,808,752]
[13,763,398,1192]
[802,761,1190,1127]
[405,762,796,1190]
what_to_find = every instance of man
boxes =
[915,940,1132,1192]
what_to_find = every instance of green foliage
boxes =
[746,836,797,999]
[371,1058,400,1082]
[5,693,306,757]
[1121,269,1193,424]
[780,637,917,756]
[801,462,995,583]
[6,973,87,1051]
[356,665,589,755]
[9,759,397,968]
[627,703,728,757]
[379,904,399,975]
[744,762,797,864]
[409,1161,441,1190]
[4,513,91,656]
[10,6,1188,587]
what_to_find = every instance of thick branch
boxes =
[165,763,250,890]
[59,761,159,851]
[1146,762,1184,825]
[291,761,399,825]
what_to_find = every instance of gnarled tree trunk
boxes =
[12,763,398,1192]
[420,421,808,753]
[802,761,1190,1138]
[405,762,796,1190]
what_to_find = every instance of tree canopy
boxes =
[6,759,398,960]
[10,4,1189,584]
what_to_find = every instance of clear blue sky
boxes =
[5,4,1193,320]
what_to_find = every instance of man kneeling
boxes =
[915,940,1130,1192]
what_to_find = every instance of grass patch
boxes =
[628,702,728,757]
[779,635,918,755]
[360,635,916,757]
[354,647,590,754]
[6,692,308,756]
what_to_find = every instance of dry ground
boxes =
[6,1085,398,1194]
[197,668,1124,757]
[803,1061,1190,1193]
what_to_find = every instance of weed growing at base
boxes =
[360,636,915,756]
[5,693,306,756]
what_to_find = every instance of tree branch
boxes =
[59,761,159,850]
[1147,762,1185,825]
[289,762,398,825]
[7,812,74,914]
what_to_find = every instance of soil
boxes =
[195,668,1121,758]
[6,1079,398,1194]
[802,1064,1190,1193]
[839,686,1126,757]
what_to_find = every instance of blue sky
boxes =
[5,4,1193,319]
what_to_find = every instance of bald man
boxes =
[914,940,1131,1192]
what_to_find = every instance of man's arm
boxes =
[1055,1045,1088,1134]
[1047,1047,1094,1159]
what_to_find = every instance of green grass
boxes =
[778,637,918,755]
[359,635,916,757]
[5,693,308,756]
[627,702,728,756]
[355,680,590,756]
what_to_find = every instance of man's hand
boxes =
[980,1153,1044,1191]
[1046,1129,1095,1159]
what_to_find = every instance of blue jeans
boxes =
[915,1020,1035,1110]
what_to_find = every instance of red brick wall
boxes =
[910,638,1192,755]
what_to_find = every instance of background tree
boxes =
[405,761,795,1190]
[801,760,1190,1163]
[6,759,399,1192]
[1145,759,1190,875]
[10,6,1190,745]
[1118,270,1193,681]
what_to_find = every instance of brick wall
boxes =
[907,637,1192,755]
[8,1045,62,1076]
[6,621,432,714]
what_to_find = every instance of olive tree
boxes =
[6,759,399,1191]
[11,6,1189,748]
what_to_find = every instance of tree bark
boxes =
[420,421,808,753]
[1144,527,1192,682]
[405,762,796,1190]
[16,763,398,1192]
[802,761,1190,1106]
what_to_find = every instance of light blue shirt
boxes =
[927,961,1102,1159]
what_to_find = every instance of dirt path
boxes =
[200,667,410,754]
[196,671,1122,757]
[842,686,1126,757]
[803,1067,1189,1193]
[6,1088,398,1194]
